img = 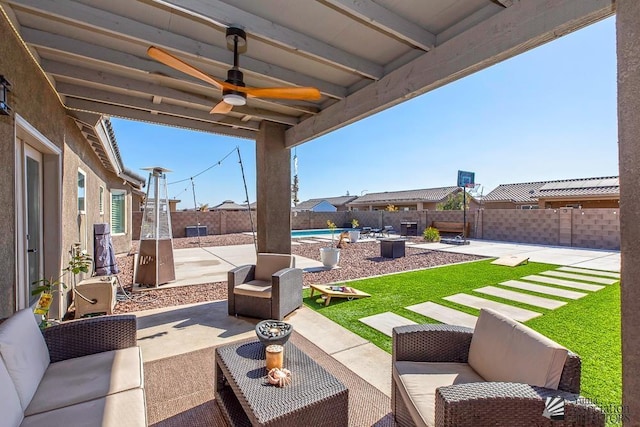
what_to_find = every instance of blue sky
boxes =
[111,16,617,210]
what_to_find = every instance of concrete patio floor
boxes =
[131,239,620,398]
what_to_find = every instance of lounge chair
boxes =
[360,226,372,237]
[372,225,394,238]
[227,253,303,320]
[392,308,605,426]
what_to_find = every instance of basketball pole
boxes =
[463,188,467,241]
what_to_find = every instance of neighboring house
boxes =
[482,176,619,209]
[347,187,478,211]
[293,195,358,212]
[211,200,249,210]
[0,23,145,319]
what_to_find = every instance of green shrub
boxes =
[423,226,440,242]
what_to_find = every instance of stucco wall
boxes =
[0,14,134,318]
[0,15,67,318]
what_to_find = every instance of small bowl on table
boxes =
[255,320,293,347]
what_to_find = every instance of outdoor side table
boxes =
[215,340,348,427]
[380,238,406,258]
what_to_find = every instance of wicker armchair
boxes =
[227,253,303,320]
[392,311,605,427]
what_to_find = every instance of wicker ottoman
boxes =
[215,340,348,426]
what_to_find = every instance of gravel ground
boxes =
[112,233,483,314]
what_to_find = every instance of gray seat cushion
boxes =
[25,347,143,416]
[21,388,147,427]
[393,361,485,427]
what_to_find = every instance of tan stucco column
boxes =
[617,1,640,423]
[256,121,291,254]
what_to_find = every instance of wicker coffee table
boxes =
[215,339,348,427]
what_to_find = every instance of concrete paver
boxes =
[557,266,620,278]
[475,286,566,309]
[539,270,618,285]
[405,301,477,328]
[359,312,417,337]
[500,280,587,299]
[444,293,541,321]
[522,275,605,292]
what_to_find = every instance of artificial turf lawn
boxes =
[303,259,621,416]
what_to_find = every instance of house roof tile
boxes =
[483,176,619,203]
[349,187,460,204]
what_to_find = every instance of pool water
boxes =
[291,228,349,238]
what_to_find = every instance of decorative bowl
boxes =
[255,320,293,347]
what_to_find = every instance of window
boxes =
[77,169,86,213]
[111,190,126,234]
[99,186,104,214]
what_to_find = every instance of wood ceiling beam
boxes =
[8,0,346,99]
[66,98,256,140]
[38,55,299,126]
[322,0,436,51]
[152,0,383,79]
[56,81,260,132]
[286,0,615,147]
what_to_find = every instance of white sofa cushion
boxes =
[254,253,294,281]
[25,346,143,416]
[0,357,24,427]
[468,308,568,390]
[21,388,147,427]
[393,361,485,427]
[0,309,50,409]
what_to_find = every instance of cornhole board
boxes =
[491,255,529,267]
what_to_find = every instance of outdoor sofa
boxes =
[392,308,605,427]
[0,309,146,427]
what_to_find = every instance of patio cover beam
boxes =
[322,0,436,51]
[7,0,346,99]
[152,0,383,80]
[66,98,256,140]
[285,0,615,147]
[56,82,260,132]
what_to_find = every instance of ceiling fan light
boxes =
[223,93,246,106]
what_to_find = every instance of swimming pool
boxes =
[291,228,349,238]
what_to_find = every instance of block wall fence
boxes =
[132,207,620,250]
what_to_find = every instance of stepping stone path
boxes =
[405,301,477,328]
[357,266,618,337]
[359,312,417,337]
[523,275,604,292]
[475,286,566,309]
[500,280,587,300]
[444,294,541,321]
[539,270,618,285]
[557,266,620,279]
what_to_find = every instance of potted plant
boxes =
[349,219,360,243]
[319,220,340,268]
[32,243,92,327]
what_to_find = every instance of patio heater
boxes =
[135,167,175,287]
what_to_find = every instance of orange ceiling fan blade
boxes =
[210,100,234,114]
[147,46,225,90]
[241,86,321,100]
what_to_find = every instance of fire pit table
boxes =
[215,339,348,427]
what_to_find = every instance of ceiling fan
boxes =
[147,27,321,114]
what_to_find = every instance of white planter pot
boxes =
[320,247,340,269]
[348,230,360,243]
